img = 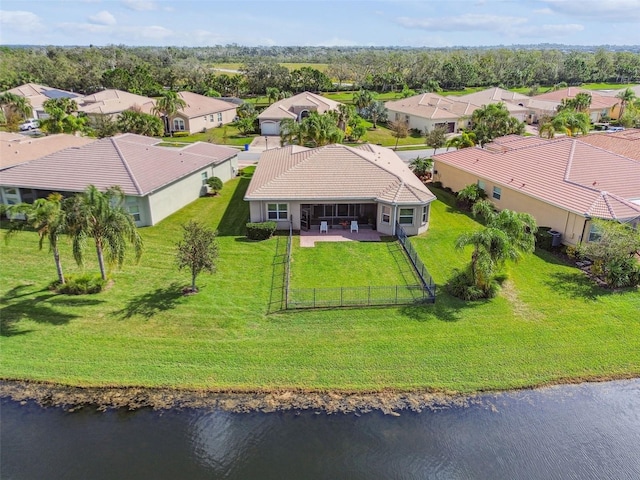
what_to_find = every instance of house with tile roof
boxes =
[77,89,156,118]
[5,83,82,119]
[0,133,238,226]
[432,135,640,246]
[167,92,237,134]
[0,132,96,170]
[258,91,342,136]
[454,87,531,123]
[245,143,436,236]
[532,87,621,123]
[385,92,479,134]
[577,128,640,161]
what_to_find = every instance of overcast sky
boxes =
[1,0,639,48]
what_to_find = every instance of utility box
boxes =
[549,230,562,247]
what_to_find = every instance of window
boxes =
[201,172,208,185]
[588,223,602,242]
[492,186,502,200]
[399,208,414,225]
[267,203,288,221]
[210,114,215,121]
[421,205,429,224]
[126,199,141,223]
[381,205,390,224]
[173,118,185,131]
[217,113,223,122]
[477,180,485,191]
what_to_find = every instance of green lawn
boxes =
[159,125,257,148]
[1,177,639,393]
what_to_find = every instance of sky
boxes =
[1,0,639,48]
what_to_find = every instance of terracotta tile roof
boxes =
[177,92,236,118]
[0,133,96,170]
[533,87,619,110]
[0,133,237,196]
[78,89,156,116]
[455,87,529,114]
[433,136,640,221]
[258,92,342,120]
[245,143,435,206]
[577,129,640,161]
[385,92,480,121]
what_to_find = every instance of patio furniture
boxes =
[320,221,328,233]
[350,221,359,233]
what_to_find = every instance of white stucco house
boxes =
[0,133,238,226]
[258,91,342,136]
[168,92,238,134]
[385,92,480,134]
[244,143,436,236]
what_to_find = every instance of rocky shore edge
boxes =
[1,380,478,415]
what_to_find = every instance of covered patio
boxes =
[299,228,383,247]
[300,203,377,231]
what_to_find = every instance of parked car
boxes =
[19,119,39,131]
[607,126,624,133]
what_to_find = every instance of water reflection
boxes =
[2,380,639,479]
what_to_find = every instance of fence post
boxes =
[368,286,371,306]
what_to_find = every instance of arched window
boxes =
[173,118,185,131]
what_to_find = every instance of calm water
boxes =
[2,380,640,479]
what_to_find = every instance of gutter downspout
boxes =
[392,205,399,236]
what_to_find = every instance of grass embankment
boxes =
[1,178,639,393]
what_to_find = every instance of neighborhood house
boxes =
[245,143,436,236]
[0,133,238,226]
[432,133,640,246]
[168,92,237,134]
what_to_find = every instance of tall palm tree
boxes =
[266,87,280,105]
[279,118,304,146]
[616,88,636,119]
[5,193,67,284]
[0,92,33,121]
[538,122,556,139]
[65,185,143,281]
[551,110,590,137]
[352,89,374,113]
[152,91,187,136]
[303,112,343,146]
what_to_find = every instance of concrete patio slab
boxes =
[299,228,383,247]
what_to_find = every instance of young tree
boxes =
[236,115,257,135]
[616,88,637,119]
[65,185,143,281]
[388,119,408,149]
[5,193,68,285]
[425,126,448,154]
[176,221,219,293]
[362,100,388,129]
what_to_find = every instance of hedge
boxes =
[246,221,277,240]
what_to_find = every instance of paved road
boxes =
[394,147,453,162]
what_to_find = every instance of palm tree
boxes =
[0,92,33,121]
[445,131,476,150]
[5,193,68,284]
[65,185,143,281]
[279,118,305,146]
[352,89,374,113]
[303,112,343,146]
[616,88,636,119]
[152,91,187,136]
[363,100,388,129]
[266,87,280,105]
[551,110,590,137]
[472,201,538,254]
[335,104,355,131]
[409,156,433,180]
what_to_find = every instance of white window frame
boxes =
[217,112,223,122]
[201,172,208,186]
[421,205,429,225]
[267,203,288,221]
[588,223,602,242]
[173,118,185,131]
[381,205,390,224]
[477,180,485,191]
[126,198,141,223]
[210,114,215,121]
[492,186,502,200]
[399,207,414,225]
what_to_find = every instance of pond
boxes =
[2,380,639,479]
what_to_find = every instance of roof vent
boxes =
[592,181,597,186]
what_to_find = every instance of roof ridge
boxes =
[112,137,143,195]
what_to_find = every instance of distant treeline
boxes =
[1,45,639,96]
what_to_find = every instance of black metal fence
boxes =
[274,221,436,311]
[396,223,436,299]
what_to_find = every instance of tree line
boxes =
[2,45,639,96]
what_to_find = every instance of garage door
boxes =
[260,121,280,136]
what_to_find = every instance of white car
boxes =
[19,119,39,131]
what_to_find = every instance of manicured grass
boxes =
[158,125,257,147]
[358,122,426,147]
[1,178,639,393]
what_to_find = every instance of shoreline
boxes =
[2,375,638,414]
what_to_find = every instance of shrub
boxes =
[246,221,277,240]
[432,181,443,189]
[445,268,498,301]
[206,176,223,194]
[54,274,107,295]
[536,227,553,251]
[173,131,190,137]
